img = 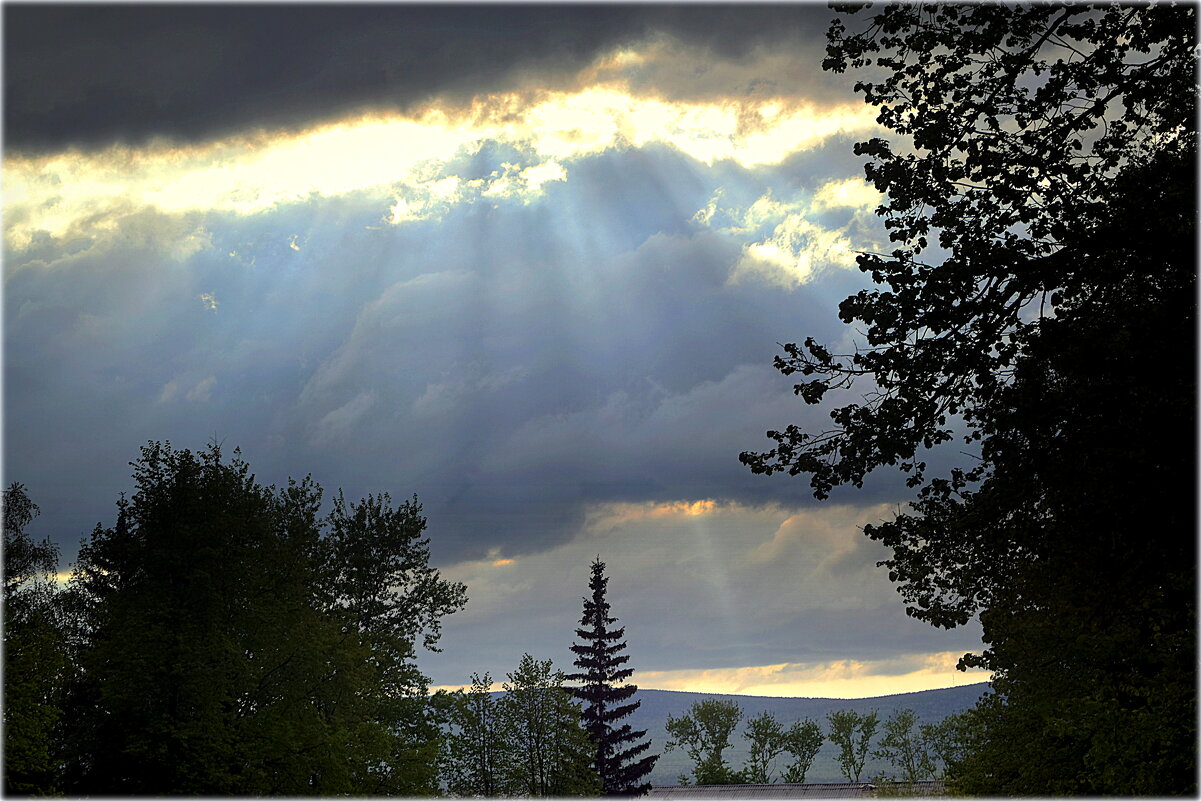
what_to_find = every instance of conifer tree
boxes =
[567,557,657,795]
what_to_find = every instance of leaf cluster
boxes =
[827,709,879,783]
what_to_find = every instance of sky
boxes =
[3,3,989,698]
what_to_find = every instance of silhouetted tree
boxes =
[743,5,1195,794]
[567,557,657,795]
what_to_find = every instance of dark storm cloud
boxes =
[4,3,839,154]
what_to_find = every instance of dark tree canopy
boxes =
[3,483,56,598]
[3,484,69,795]
[566,557,658,795]
[55,442,465,795]
[743,4,1195,795]
[744,3,1195,498]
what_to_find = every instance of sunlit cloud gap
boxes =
[4,60,878,248]
[634,652,992,699]
[428,652,990,699]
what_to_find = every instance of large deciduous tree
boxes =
[827,709,878,783]
[322,490,468,793]
[742,5,1195,794]
[664,699,743,786]
[566,557,658,796]
[500,654,600,797]
[60,442,465,795]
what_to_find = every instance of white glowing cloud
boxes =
[811,177,882,211]
[186,376,216,403]
[694,188,866,288]
[731,214,859,288]
[312,391,378,446]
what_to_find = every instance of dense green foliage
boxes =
[4,444,465,795]
[566,557,658,795]
[743,4,1196,794]
[503,654,600,797]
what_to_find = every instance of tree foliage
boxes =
[441,673,510,797]
[3,483,56,597]
[918,707,986,784]
[500,654,600,797]
[3,483,69,795]
[872,709,934,785]
[49,442,464,795]
[742,5,1195,794]
[664,699,743,786]
[827,708,878,783]
[778,718,824,785]
[666,700,820,787]
[740,711,787,785]
[441,656,599,797]
[566,557,657,795]
[739,712,823,784]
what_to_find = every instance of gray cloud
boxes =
[5,4,843,154]
[4,137,923,571]
[417,499,984,685]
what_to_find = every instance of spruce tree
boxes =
[567,557,657,795]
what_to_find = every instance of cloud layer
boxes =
[424,500,985,688]
[5,5,844,153]
[4,28,984,692]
